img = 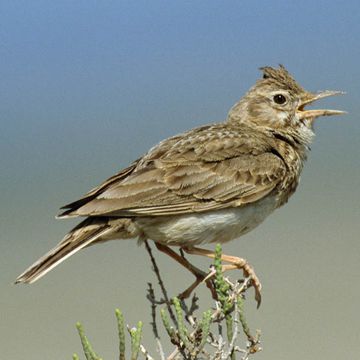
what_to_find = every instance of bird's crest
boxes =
[259,65,304,94]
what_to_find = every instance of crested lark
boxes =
[16,65,345,306]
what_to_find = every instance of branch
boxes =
[73,243,262,360]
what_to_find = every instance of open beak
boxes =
[297,90,346,121]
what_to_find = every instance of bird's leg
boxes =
[154,242,216,299]
[155,243,205,277]
[182,246,262,307]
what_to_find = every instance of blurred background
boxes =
[1,1,359,359]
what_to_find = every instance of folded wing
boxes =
[59,124,287,218]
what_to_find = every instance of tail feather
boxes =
[15,218,112,284]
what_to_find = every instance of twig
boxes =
[74,243,261,360]
[144,240,177,327]
[147,284,159,338]
[180,295,199,327]
[166,347,180,360]
[223,298,240,359]
[115,309,126,360]
[139,344,155,360]
[156,338,166,360]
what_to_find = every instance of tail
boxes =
[15,217,113,284]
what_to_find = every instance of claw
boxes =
[242,263,262,308]
[254,286,262,308]
[182,246,263,308]
[202,265,217,283]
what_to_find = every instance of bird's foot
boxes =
[222,262,262,308]
[182,246,262,307]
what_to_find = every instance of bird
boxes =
[16,65,345,306]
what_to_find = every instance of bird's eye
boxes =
[273,94,287,105]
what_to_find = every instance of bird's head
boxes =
[227,65,345,144]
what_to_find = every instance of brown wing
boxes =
[60,123,286,217]
[58,161,139,217]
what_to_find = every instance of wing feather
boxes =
[60,123,287,217]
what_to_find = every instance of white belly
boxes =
[136,195,278,246]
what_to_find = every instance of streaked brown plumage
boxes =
[16,65,345,304]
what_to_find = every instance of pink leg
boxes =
[182,246,262,307]
[155,243,217,299]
